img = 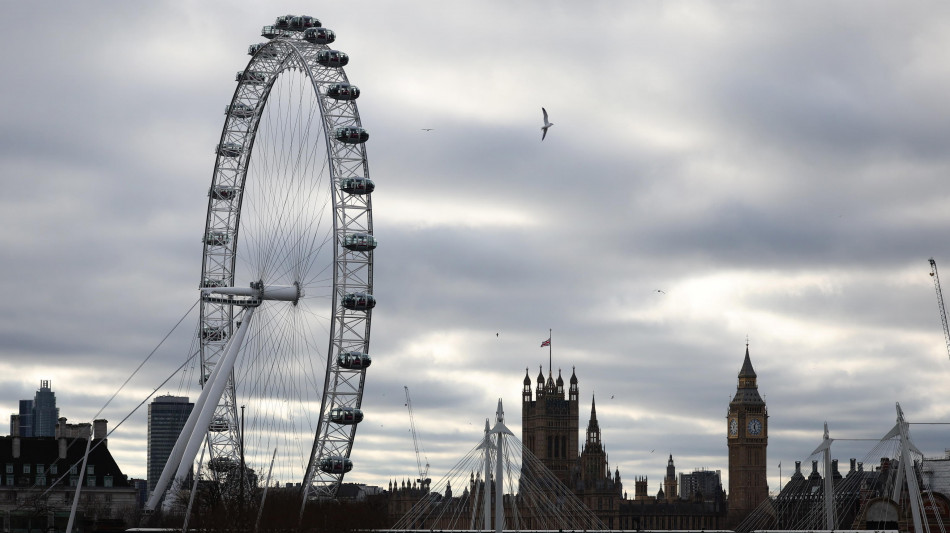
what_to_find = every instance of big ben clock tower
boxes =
[727,344,768,528]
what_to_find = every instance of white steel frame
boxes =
[196,24,373,504]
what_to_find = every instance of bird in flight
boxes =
[541,107,553,141]
[421,128,433,131]
[655,289,666,294]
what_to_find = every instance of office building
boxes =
[147,395,193,495]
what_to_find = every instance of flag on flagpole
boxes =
[540,338,551,347]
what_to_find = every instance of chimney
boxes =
[93,419,107,443]
[56,417,67,438]
[59,437,67,459]
[12,437,19,459]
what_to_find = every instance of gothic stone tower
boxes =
[727,345,768,527]
[663,454,678,502]
[576,395,622,529]
[522,366,578,486]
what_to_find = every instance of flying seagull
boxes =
[541,107,553,141]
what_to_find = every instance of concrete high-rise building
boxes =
[32,380,59,437]
[679,468,723,502]
[147,395,194,494]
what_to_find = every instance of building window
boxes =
[86,476,95,487]
[104,475,113,488]
[70,465,77,475]
[36,464,44,474]
[22,464,30,474]
[36,475,46,486]
[86,465,95,475]
[69,475,78,486]
[4,476,12,486]
[50,464,58,475]
[4,464,11,474]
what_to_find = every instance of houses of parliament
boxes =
[390,345,769,530]
[516,345,765,530]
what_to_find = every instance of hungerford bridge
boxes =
[376,402,945,533]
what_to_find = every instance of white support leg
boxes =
[145,341,229,511]
[162,306,256,512]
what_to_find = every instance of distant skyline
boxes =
[1,1,950,496]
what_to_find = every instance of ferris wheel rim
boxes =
[197,23,374,502]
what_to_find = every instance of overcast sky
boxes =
[2,2,950,497]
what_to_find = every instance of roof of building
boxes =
[738,346,757,379]
[0,436,130,488]
[732,346,765,405]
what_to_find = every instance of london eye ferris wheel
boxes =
[149,13,376,508]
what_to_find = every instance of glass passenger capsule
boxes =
[274,14,294,29]
[342,233,377,252]
[339,177,374,195]
[342,292,375,311]
[201,277,227,288]
[326,83,359,101]
[208,418,229,432]
[289,15,320,30]
[201,326,227,342]
[248,43,278,58]
[338,351,372,370]
[334,127,368,144]
[303,27,335,45]
[226,103,256,119]
[316,50,349,68]
[319,456,352,474]
[216,143,242,157]
[204,231,230,246]
[329,407,364,425]
[261,25,278,39]
[236,70,267,84]
[210,185,238,201]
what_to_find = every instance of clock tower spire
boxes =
[727,343,768,528]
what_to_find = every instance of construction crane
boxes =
[404,386,431,490]
[929,258,950,360]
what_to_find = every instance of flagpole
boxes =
[778,462,783,493]
[548,328,552,375]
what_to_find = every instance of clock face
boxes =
[729,418,738,436]
[747,418,762,435]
